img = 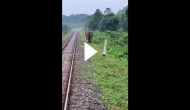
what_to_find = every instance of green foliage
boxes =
[99,14,119,32]
[85,9,103,31]
[117,6,128,14]
[62,24,71,36]
[62,24,70,31]
[126,7,128,18]
[117,13,128,32]
[104,8,113,15]
[79,5,128,110]
[92,31,128,59]
[125,7,128,32]
[62,31,70,40]
[85,6,128,32]
[79,30,128,110]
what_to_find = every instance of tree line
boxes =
[62,24,71,32]
[85,6,128,32]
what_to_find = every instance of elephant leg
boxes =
[88,37,90,43]
[89,36,92,43]
[88,36,90,43]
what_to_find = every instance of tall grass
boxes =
[93,31,128,59]
[80,30,128,110]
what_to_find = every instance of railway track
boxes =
[62,31,107,110]
[62,31,78,110]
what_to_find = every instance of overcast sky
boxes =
[62,0,128,16]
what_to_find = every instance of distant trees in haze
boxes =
[62,14,89,29]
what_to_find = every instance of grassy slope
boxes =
[62,31,71,41]
[79,30,128,110]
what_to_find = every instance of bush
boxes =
[92,31,128,59]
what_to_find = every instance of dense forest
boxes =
[85,6,128,32]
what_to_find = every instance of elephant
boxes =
[85,31,93,43]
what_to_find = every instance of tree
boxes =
[85,9,103,31]
[84,6,128,32]
[62,24,71,32]
[117,13,127,32]
[117,6,128,14]
[92,9,103,30]
[94,9,103,22]
[99,14,119,32]
[125,7,128,19]
[125,6,128,32]
[104,8,113,15]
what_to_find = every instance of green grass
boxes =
[79,30,128,110]
[62,31,71,41]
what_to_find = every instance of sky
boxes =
[62,0,128,16]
